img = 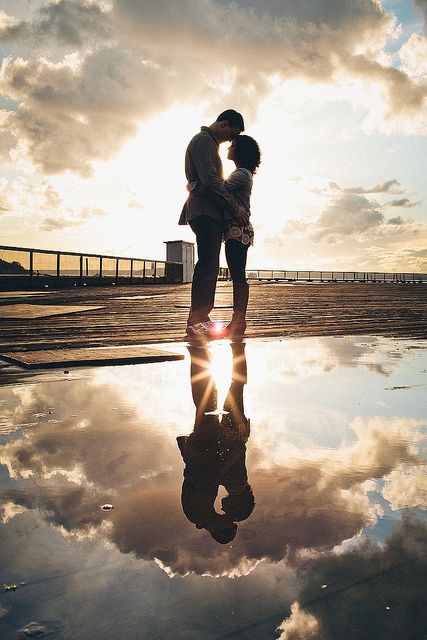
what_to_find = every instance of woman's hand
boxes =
[235,206,250,226]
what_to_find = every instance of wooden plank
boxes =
[1,345,184,369]
[0,291,54,299]
[0,304,104,319]
[0,282,425,352]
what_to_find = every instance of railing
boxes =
[219,268,427,284]
[2,245,425,290]
[0,245,183,289]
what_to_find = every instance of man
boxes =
[179,109,249,337]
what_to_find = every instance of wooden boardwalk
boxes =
[1,281,426,354]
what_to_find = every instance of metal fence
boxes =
[219,267,427,284]
[0,245,183,289]
[2,245,426,290]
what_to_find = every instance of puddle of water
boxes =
[0,336,426,639]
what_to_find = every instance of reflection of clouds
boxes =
[382,465,427,510]
[263,337,396,381]
[0,500,26,524]
[1,376,424,576]
[277,602,320,639]
[242,417,423,564]
[92,358,193,435]
[0,378,178,490]
[2,481,106,536]
[277,514,427,640]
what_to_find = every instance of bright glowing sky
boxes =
[0,0,426,271]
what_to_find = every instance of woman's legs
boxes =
[225,239,249,325]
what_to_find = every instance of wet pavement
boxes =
[0,336,426,639]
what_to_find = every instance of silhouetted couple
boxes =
[179,110,261,339]
[177,343,254,544]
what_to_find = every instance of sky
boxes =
[0,0,426,272]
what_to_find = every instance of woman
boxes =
[223,135,261,337]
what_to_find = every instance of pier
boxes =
[1,281,426,359]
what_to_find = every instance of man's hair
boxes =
[233,135,261,174]
[216,109,245,131]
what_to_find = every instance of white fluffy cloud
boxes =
[399,32,427,78]
[382,465,427,510]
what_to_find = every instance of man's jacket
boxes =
[179,127,238,225]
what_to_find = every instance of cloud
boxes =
[309,179,404,196]
[387,198,421,208]
[277,602,321,640]
[0,46,187,176]
[382,465,427,510]
[40,206,108,230]
[312,193,384,241]
[343,53,427,118]
[0,111,16,162]
[386,216,404,226]
[0,176,62,215]
[0,0,426,175]
[277,514,427,640]
[309,189,424,242]
[414,0,427,34]
[407,248,427,259]
[0,1,110,47]
[399,33,427,78]
[0,175,109,229]
[263,177,427,265]
[343,179,403,195]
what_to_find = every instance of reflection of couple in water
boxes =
[177,343,254,544]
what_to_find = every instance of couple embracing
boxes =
[179,109,261,339]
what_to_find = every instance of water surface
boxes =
[1,336,426,639]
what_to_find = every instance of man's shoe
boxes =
[186,321,213,337]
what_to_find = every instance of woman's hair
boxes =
[234,135,261,174]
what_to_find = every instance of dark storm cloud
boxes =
[0,0,426,175]
[277,514,427,640]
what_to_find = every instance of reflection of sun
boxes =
[208,341,233,408]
